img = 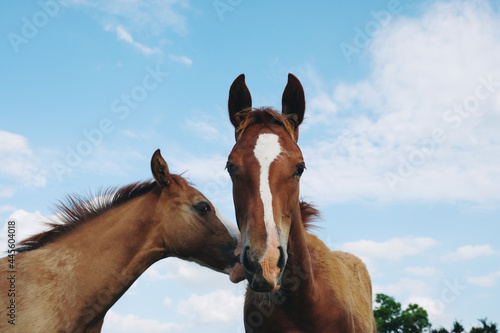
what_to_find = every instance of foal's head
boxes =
[151,150,242,279]
[226,74,306,292]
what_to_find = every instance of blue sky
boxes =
[1,0,500,331]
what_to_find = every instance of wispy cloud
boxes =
[0,205,16,213]
[103,310,181,333]
[338,237,439,261]
[169,54,193,67]
[64,0,190,35]
[0,188,14,198]
[0,131,46,189]
[144,258,235,290]
[440,244,495,262]
[177,290,244,324]
[183,117,225,142]
[107,24,162,55]
[467,270,500,287]
[375,278,433,298]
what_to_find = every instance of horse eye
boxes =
[194,201,211,214]
[294,163,306,177]
[226,161,237,177]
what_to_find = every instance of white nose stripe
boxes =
[215,206,239,243]
[253,133,282,259]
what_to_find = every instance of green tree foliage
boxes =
[431,320,466,333]
[402,303,432,333]
[374,294,403,332]
[469,318,498,333]
[451,320,465,333]
[375,295,498,333]
[432,328,449,333]
[374,293,431,333]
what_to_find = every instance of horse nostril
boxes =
[242,246,255,273]
[277,246,286,270]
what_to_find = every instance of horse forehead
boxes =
[254,133,282,162]
[232,126,297,158]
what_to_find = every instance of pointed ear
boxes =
[282,73,305,132]
[151,149,170,187]
[228,74,252,128]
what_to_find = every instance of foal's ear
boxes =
[151,149,170,187]
[228,74,252,128]
[282,73,305,131]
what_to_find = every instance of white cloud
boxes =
[169,54,193,67]
[183,117,226,143]
[403,296,452,327]
[0,205,16,213]
[0,131,46,188]
[440,244,495,262]
[108,25,162,55]
[300,0,500,205]
[375,278,460,328]
[65,0,189,35]
[338,237,438,261]
[0,188,14,198]
[102,310,181,333]
[375,278,432,298]
[467,271,500,287]
[405,296,444,317]
[0,209,50,252]
[176,290,244,324]
[184,119,219,141]
[144,258,236,291]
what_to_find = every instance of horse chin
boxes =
[229,261,246,283]
[246,272,282,293]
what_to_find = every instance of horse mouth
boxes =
[243,263,282,292]
[228,254,245,283]
[240,244,286,292]
[247,273,281,293]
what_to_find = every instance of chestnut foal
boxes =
[226,74,376,332]
[0,149,241,333]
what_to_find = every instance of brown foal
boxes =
[0,149,242,332]
[226,74,376,332]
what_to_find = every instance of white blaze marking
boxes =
[253,133,282,259]
[215,206,239,243]
[215,206,240,274]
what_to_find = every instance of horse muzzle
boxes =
[241,244,287,292]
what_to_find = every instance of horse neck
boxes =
[27,191,166,328]
[284,202,319,302]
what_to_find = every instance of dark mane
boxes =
[15,179,170,253]
[235,107,298,141]
[299,201,321,230]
